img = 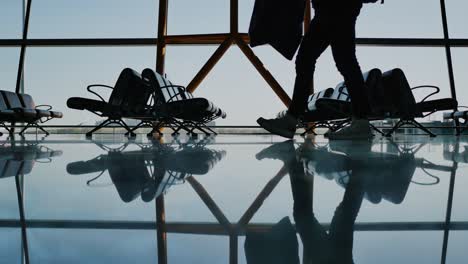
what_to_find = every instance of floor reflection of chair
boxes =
[67,140,226,203]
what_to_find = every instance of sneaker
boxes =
[327,119,373,140]
[257,113,298,139]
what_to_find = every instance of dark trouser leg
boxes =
[288,17,330,118]
[289,159,331,263]
[329,166,365,264]
[330,9,370,119]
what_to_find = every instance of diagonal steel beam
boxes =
[237,165,289,228]
[187,177,232,230]
[187,37,233,93]
[234,37,292,107]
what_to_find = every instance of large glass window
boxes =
[24,47,156,125]
[0,0,22,39]
[168,0,229,35]
[450,48,468,110]
[28,0,158,38]
[446,0,468,38]
[0,48,20,92]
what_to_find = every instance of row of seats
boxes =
[67,68,226,138]
[0,90,63,136]
[294,68,458,137]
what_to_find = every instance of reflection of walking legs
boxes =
[290,161,331,263]
[291,147,365,264]
[329,168,365,263]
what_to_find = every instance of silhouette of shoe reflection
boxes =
[66,140,226,203]
[247,139,452,264]
[0,143,62,179]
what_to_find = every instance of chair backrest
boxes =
[19,94,36,109]
[142,68,192,105]
[0,91,11,111]
[363,68,387,115]
[108,152,152,203]
[1,91,23,109]
[109,68,139,107]
[381,68,417,118]
[110,68,148,112]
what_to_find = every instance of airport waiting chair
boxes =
[0,90,63,136]
[67,68,152,138]
[143,69,227,136]
[443,109,468,135]
[381,68,457,137]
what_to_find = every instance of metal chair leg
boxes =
[118,120,136,137]
[410,119,437,137]
[384,119,404,137]
[35,124,50,135]
[369,124,385,136]
[19,123,33,135]
[85,119,112,138]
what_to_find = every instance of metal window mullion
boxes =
[16,0,32,94]
[439,0,457,103]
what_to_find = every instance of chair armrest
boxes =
[166,92,188,103]
[87,84,114,102]
[36,104,53,111]
[160,84,194,102]
[160,84,187,91]
[411,85,440,103]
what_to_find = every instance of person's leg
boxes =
[257,15,331,139]
[327,7,373,140]
[330,8,370,119]
[288,15,331,118]
[328,167,365,264]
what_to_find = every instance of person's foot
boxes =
[256,140,296,162]
[257,113,298,139]
[327,119,373,140]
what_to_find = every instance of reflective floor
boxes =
[0,134,467,263]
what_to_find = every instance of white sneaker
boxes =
[257,113,298,139]
[327,119,373,140]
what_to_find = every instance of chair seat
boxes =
[0,109,18,120]
[67,97,121,116]
[166,98,226,121]
[11,108,38,119]
[416,98,457,114]
[315,98,352,116]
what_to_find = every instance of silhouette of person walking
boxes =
[257,0,373,139]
